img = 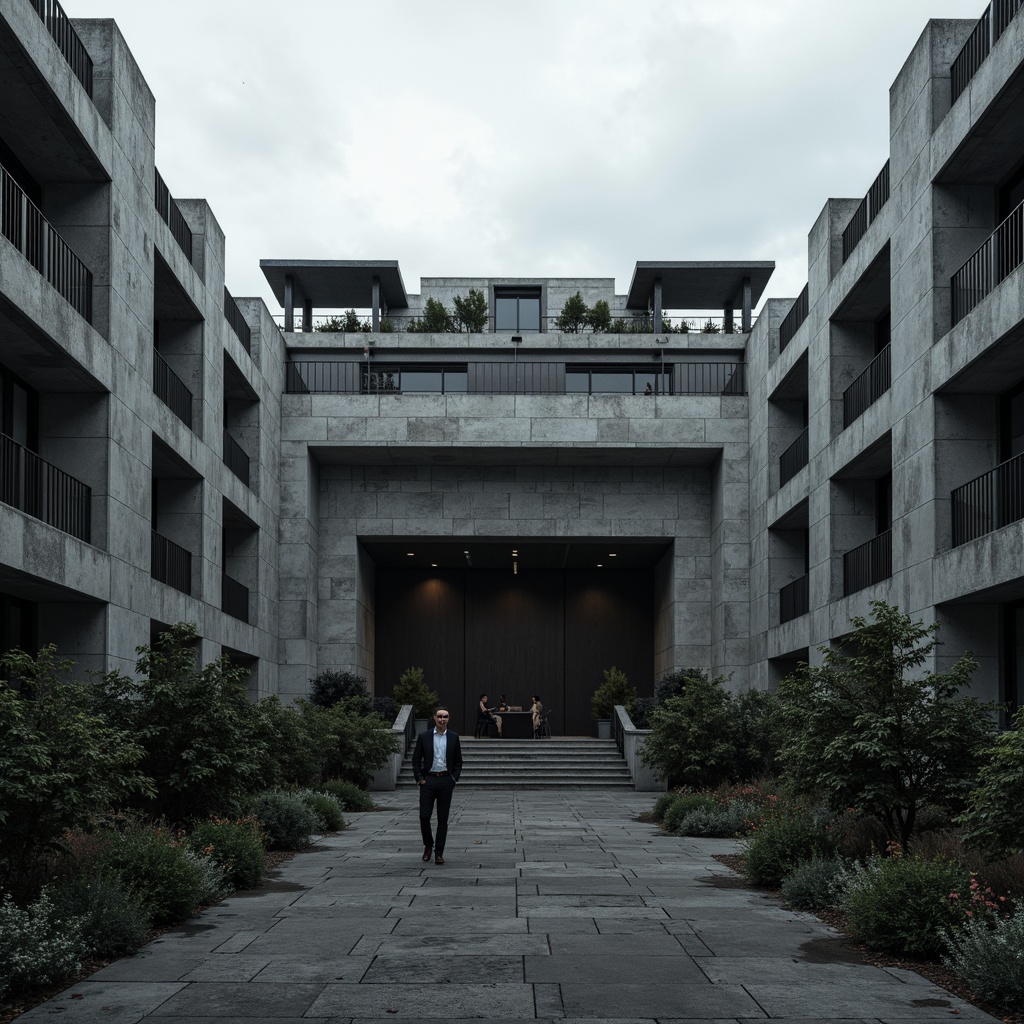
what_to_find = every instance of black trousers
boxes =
[419,775,456,854]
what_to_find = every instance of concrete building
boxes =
[1,0,1022,734]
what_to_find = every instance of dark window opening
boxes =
[495,288,541,332]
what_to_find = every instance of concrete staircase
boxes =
[396,737,635,789]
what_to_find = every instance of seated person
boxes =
[493,693,509,737]
[475,693,493,738]
[531,695,543,737]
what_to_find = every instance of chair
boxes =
[535,709,552,738]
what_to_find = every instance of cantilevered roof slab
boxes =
[260,260,409,310]
[626,261,774,310]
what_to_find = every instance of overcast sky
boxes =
[72,0,983,313]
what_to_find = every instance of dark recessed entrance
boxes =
[366,540,666,736]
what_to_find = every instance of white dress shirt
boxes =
[430,728,448,772]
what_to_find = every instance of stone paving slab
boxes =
[19,789,1001,1024]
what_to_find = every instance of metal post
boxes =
[653,277,663,333]
[284,274,294,333]
[742,276,752,333]
[724,305,734,334]
[302,299,312,333]
[372,275,381,333]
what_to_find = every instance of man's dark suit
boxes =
[412,727,463,857]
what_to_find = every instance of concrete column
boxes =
[653,278,662,332]
[742,276,752,332]
[372,275,381,332]
[302,299,312,333]
[724,306,734,334]
[284,274,294,332]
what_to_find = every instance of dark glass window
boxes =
[0,363,38,450]
[1000,380,1024,460]
[875,473,892,534]
[495,288,541,332]
[589,371,633,394]
[400,370,443,393]
[564,367,670,395]
[1003,601,1024,716]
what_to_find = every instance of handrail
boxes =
[779,284,809,352]
[153,349,193,428]
[0,431,91,541]
[951,197,1024,325]
[951,0,1023,103]
[843,344,891,429]
[779,427,809,487]
[1,163,92,322]
[223,288,251,353]
[952,451,1024,545]
[154,168,194,265]
[779,573,809,623]
[843,530,892,596]
[221,571,249,622]
[223,430,249,486]
[151,530,191,594]
[841,160,891,263]
[28,0,93,96]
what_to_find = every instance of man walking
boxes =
[412,706,462,865]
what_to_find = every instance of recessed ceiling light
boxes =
[597,563,604,568]
[431,563,438,567]
[609,552,618,557]
[406,552,415,557]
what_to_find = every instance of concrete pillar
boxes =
[742,276,752,332]
[372,275,381,332]
[724,306,734,334]
[284,274,294,332]
[302,298,312,333]
[653,278,662,332]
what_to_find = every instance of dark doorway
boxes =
[375,566,653,735]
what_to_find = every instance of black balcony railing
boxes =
[153,350,193,428]
[1,163,92,322]
[779,427,809,487]
[952,452,1024,545]
[779,284,809,353]
[0,432,91,541]
[843,530,892,596]
[223,430,250,487]
[152,531,191,594]
[951,0,1024,103]
[779,573,810,624]
[29,0,93,96]
[951,198,1024,326]
[224,287,251,354]
[154,168,194,265]
[843,345,891,429]
[842,160,891,263]
[222,572,249,622]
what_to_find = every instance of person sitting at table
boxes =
[475,693,493,738]
[492,694,509,737]
[531,695,544,737]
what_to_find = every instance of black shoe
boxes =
[422,846,432,862]
[435,854,445,865]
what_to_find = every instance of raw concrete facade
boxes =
[2,2,1023,720]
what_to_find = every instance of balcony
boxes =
[841,161,891,264]
[154,169,194,265]
[151,531,191,594]
[843,345,891,429]
[951,0,1024,103]
[779,573,810,624]
[843,530,892,596]
[951,198,1023,326]
[779,427,809,487]
[224,288,251,354]
[1,163,92,322]
[29,0,93,96]
[779,284,809,353]
[221,572,249,623]
[223,430,250,487]
[153,350,193,428]
[952,452,1024,545]
[0,432,90,541]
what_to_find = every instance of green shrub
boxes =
[51,873,149,957]
[255,696,325,789]
[742,810,837,888]
[591,666,637,720]
[662,793,717,834]
[943,912,1024,1011]
[95,825,209,926]
[678,803,757,838]
[246,791,320,850]
[651,791,680,823]
[186,817,266,891]
[317,699,402,787]
[780,856,850,911]
[585,299,612,333]
[317,779,375,812]
[393,667,439,721]
[185,849,230,905]
[308,669,370,710]
[842,855,970,957]
[453,288,488,332]
[299,791,345,832]
[0,890,83,1001]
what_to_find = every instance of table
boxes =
[494,710,535,739]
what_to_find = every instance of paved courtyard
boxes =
[20,790,998,1022]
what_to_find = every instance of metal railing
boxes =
[223,288,251,354]
[952,451,1024,545]
[951,0,1023,103]
[223,430,249,486]
[154,168,193,265]
[842,160,891,263]
[221,572,249,622]
[951,198,1024,325]
[779,427,809,487]
[779,284,809,353]
[151,530,191,594]
[843,530,892,596]
[1,163,92,322]
[29,0,93,96]
[779,573,809,623]
[0,431,91,541]
[285,360,746,396]
[843,344,891,429]
[275,312,756,335]
[153,349,193,428]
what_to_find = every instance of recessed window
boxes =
[565,366,671,395]
[495,287,541,332]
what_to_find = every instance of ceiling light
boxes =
[406,552,415,557]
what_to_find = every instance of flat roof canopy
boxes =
[260,260,409,310]
[626,261,775,310]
